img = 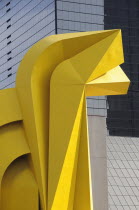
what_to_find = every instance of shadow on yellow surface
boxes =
[0,30,130,210]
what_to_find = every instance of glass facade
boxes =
[105,0,139,137]
[104,1,139,209]
[56,0,104,33]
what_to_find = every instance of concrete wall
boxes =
[88,115,108,210]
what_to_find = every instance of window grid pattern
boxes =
[0,0,56,89]
[105,0,139,137]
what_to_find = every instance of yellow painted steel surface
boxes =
[0,89,22,126]
[0,30,130,210]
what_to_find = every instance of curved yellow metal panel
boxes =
[0,30,130,210]
[0,122,30,205]
[1,157,38,210]
[0,88,22,126]
[0,123,29,179]
[16,29,125,209]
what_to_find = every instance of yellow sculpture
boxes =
[0,30,130,210]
